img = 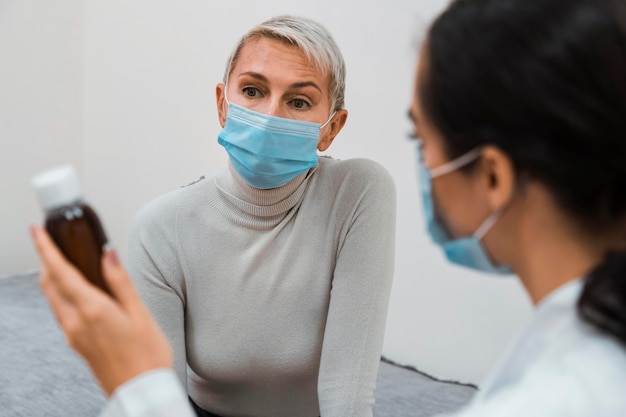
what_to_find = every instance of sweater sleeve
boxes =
[317,160,397,417]
[127,197,189,391]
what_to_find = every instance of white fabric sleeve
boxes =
[100,369,194,417]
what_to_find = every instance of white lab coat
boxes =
[101,280,626,417]
[449,279,626,417]
[100,369,194,417]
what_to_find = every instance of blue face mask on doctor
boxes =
[416,145,513,275]
[218,94,335,189]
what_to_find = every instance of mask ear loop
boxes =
[474,208,504,240]
[221,85,233,123]
[320,111,337,129]
[223,85,231,107]
[427,146,503,240]
[430,147,483,178]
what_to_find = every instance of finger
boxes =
[30,225,71,272]
[30,225,102,304]
[39,266,78,335]
[101,249,143,311]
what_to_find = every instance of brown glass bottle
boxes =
[45,202,111,295]
[32,165,112,295]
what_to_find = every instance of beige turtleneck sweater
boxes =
[127,156,396,417]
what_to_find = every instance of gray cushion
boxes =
[0,274,475,417]
[0,273,106,416]
[375,359,476,416]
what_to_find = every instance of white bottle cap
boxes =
[32,165,83,211]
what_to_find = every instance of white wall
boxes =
[0,0,83,275]
[2,0,532,384]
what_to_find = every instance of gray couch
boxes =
[0,274,476,417]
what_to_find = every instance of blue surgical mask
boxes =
[218,98,334,189]
[416,144,513,275]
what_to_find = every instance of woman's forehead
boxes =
[236,38,310,72]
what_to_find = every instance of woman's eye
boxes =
[242,87,261,97]
[290,98,310,109]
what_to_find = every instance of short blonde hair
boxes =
[223,15,346,112]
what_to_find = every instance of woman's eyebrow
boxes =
[238,72,322,94]
[287,81,322,94]
[238,71,268,82]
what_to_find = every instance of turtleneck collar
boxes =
[213,160,318,219]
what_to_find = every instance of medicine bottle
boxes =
[32,165,111,295]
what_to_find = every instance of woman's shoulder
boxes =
[497,329,626,416]
[459,301,626,417]
[317,156,395,189]
[132,175,212,228]
[460,342,626,417]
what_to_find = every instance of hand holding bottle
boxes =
[30,225,173,397]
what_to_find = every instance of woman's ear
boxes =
[481,145,516,211]
[317,109,348,152]
[216,83,227,128]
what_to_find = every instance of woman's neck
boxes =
[506,184,608,305]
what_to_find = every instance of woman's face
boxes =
[409,49,495,239]
[216,36,347,151]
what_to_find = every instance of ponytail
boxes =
[578,251,626,347]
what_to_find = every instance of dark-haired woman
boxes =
[30,0,626,415]
[411,0,626,414]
